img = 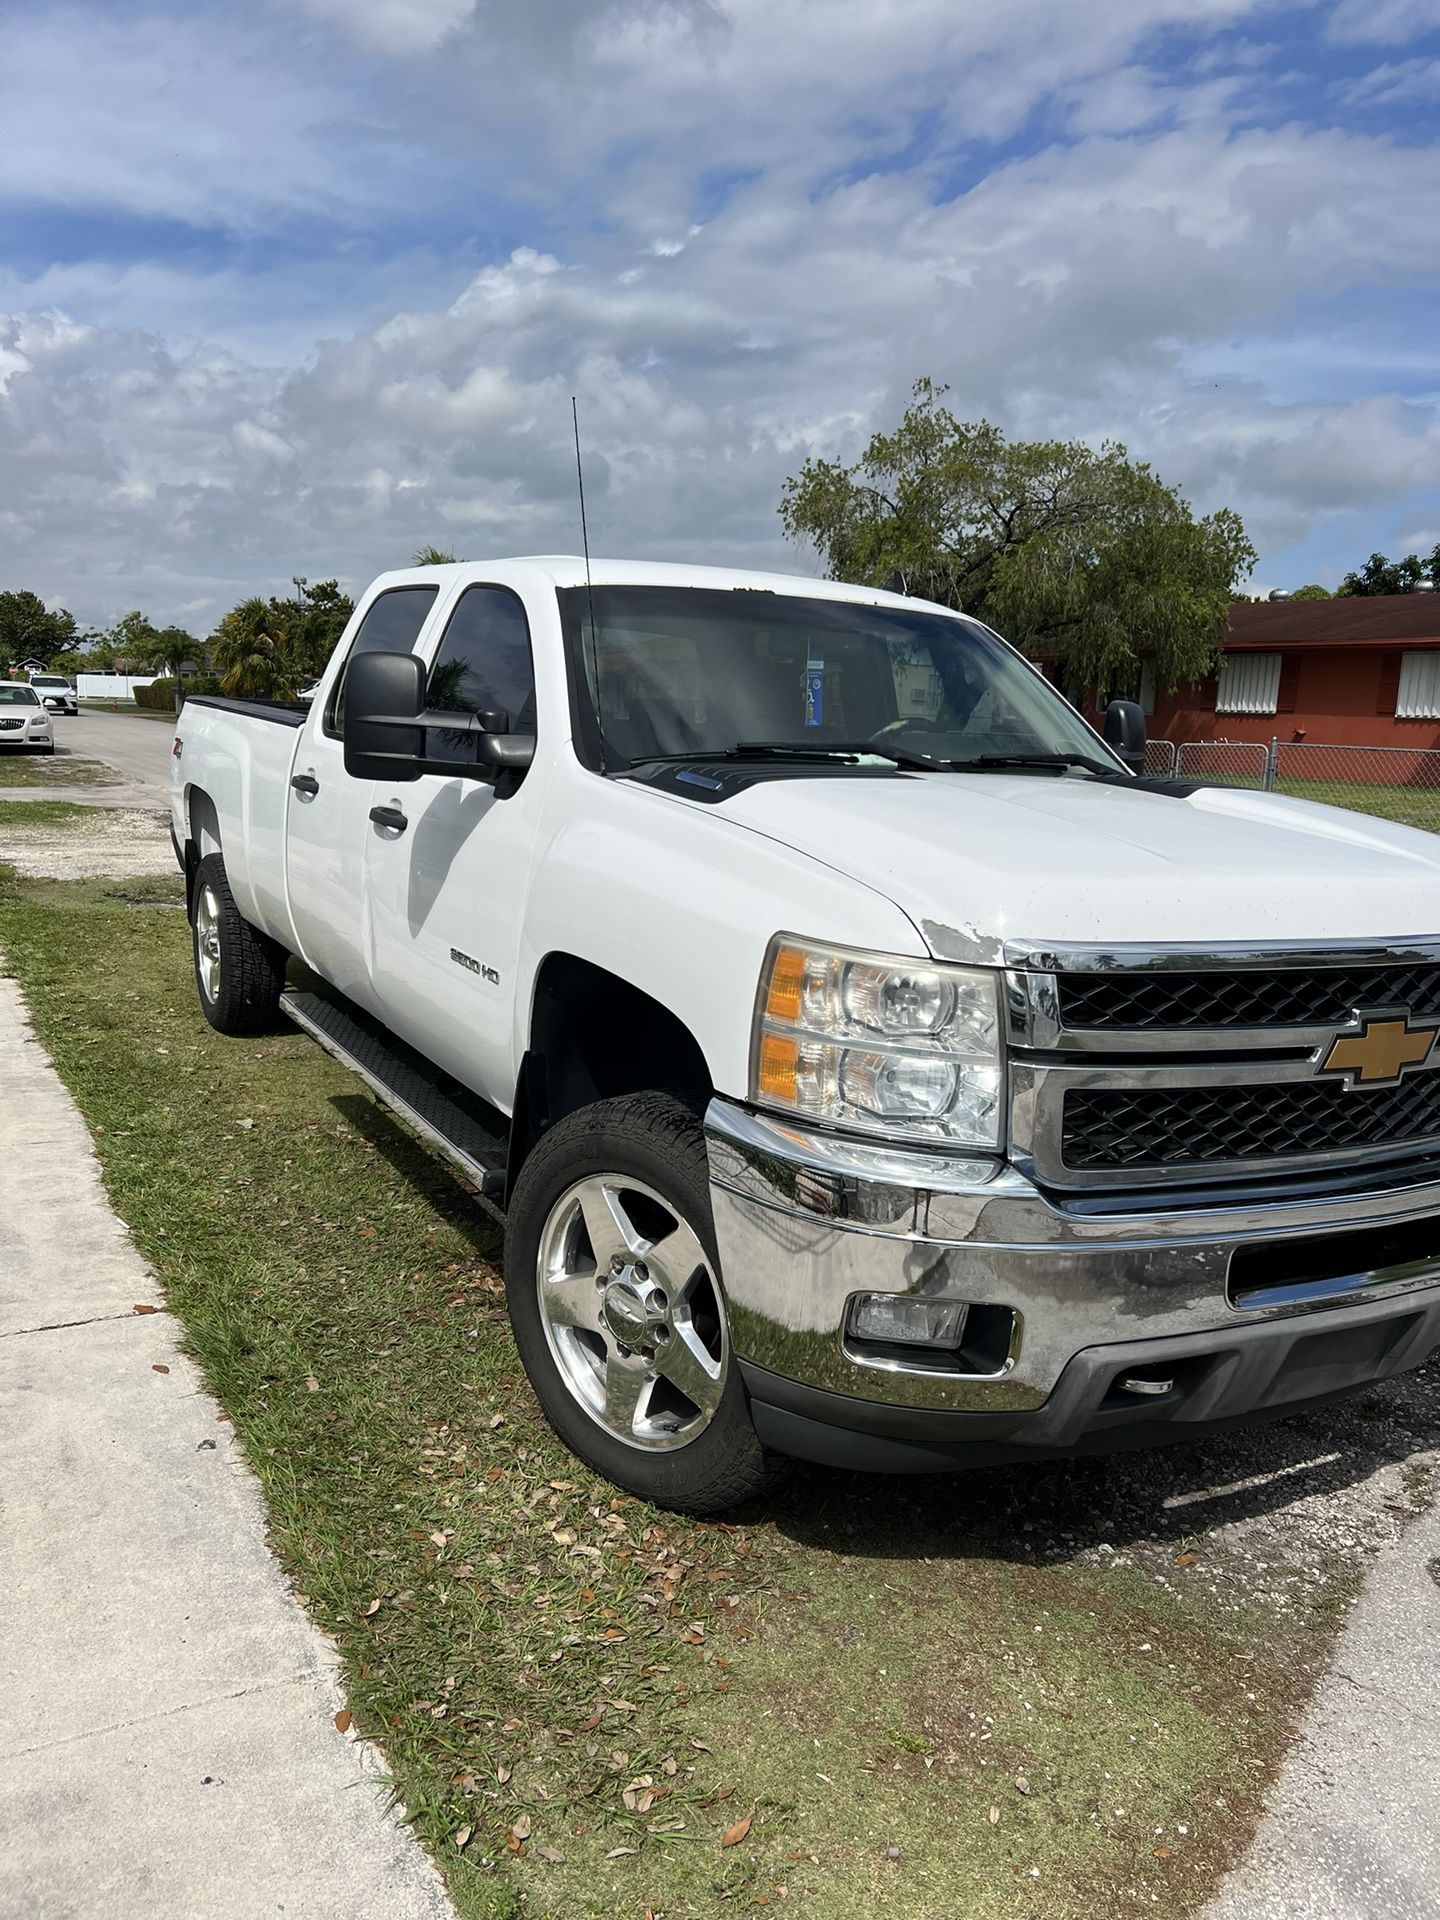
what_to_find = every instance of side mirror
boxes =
[1103,698,1147,773]
[343,651,425,783]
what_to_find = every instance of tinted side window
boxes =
[326,586,439,736]
[425,587,535,765]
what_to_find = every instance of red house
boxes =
[1148,594,1440,750]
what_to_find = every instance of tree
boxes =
[413,544,459,565]
[210,578,355,700]
[779,379,1256,692]
[139,624,202,713]
[1289,584,1331,601]
[0,590,80,670]
[1338,547,1440,596]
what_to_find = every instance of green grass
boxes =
[0,754,121,788]
[0,868,1329,1920]
[1273,777,1440,833]
[0,800,106,828]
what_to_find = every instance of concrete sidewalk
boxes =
[0,972,453,1920]
[1203,1490,1440,1920]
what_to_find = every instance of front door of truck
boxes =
[285,583,442,1009]
[363,583,544,1108]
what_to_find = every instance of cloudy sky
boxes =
[2,0,1439,632]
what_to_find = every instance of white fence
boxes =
[76,673,161,701]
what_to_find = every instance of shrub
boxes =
[134,678,178,710]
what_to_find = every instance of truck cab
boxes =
[171,558,1440,1511]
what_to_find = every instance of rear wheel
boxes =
[191,851,287,1035]
[504,1093,775,1514]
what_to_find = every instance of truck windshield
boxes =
[558,586,1121,775]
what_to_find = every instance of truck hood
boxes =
[714,773,1440,957]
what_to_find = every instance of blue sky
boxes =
[1,0,1439,628]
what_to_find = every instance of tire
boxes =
[191,851,287,1036]
[504,1093,776,1514]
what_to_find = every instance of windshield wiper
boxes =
[629,740,944,773]
[962,752,1127,779]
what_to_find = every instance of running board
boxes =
[281,989,508,1204]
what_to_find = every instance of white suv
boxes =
[0,685,55,752]
[28,672,79,716]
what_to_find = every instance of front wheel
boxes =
[504,1093,775,1514]
[191,851,287,1035]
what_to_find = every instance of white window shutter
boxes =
[1396,652,1440,720]
[1216,652,1282,715]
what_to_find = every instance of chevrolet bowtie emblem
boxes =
[1319,1011,1439,1089]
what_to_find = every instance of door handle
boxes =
[369,804,409,834]
[290,773,320,796]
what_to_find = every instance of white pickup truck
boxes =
[171,557,1440,1511]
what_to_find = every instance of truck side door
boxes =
[285,583,442,1008]
[363,583,544,1109]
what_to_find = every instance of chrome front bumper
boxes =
[705,1097,1440,1461]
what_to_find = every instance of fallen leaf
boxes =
[363,1598,381,1617]
[1174,1554,1199,1568]
[1014,1776,1031,1796]
[1154,1846,1171,1859]
[237,1117,255,1131]
[988,1806,1000,1826]
[721,1815,753,1848]
[487,1413,504,1429]
[497,1762,512,1785]
[132,1304,158,1315]
[304,1376,320,1393]
[151,1364,170,1375]
[536,1846,566,1864]
[454,1826,472,1849]
[604,1846,638,1859]
[511,1813,532,1842]
[333,1710,352,1734]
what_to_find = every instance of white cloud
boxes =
[3,0,1440,625]
[1327,0,1440,43]
[1342,56,1440,103]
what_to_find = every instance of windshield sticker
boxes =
[804,647,824,727]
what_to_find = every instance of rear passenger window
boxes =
[425,587,536,765]
[326,586,439,736]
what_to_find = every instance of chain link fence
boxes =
[1148,738,1440,834]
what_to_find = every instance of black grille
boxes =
[1063,1073,1440,1171]
[1059,964,1440,1031]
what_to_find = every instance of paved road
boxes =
[0,971,455,1920]
[62,707,176,798]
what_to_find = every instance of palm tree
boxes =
[413,544,459,565]
[141,625,200,713]
[211,599,295,700]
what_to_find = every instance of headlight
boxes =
[751,936,1004,1147]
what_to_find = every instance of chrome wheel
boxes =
[535,1174,729,1452]
[194,884,223,1004]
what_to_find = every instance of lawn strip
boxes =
[0,755,121,788]
[0,867,1362,1920]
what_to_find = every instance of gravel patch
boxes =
[0,807,176,879]
[784,1359,1439,1641]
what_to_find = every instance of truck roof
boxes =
[360,556,963,620]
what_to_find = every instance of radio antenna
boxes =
[572,396,606,774]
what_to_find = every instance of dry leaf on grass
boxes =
[721,1814,753,1848]
[454,1826,472,1849]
